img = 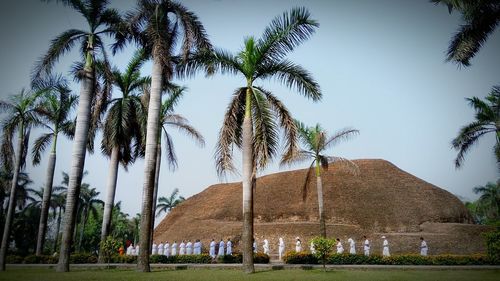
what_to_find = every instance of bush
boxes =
[100,236,121,264]
[22,255,57,264]
[283,251,318,264]
[70,253,97,264]
[110,254,137,263]
[254,252,270,264]
[218,253,242,264]
[6,255,23,264]
[484,230,500,263]
[149,254,212,264]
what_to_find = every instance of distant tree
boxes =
[474,181,500,222]
[155,188,185,216]
[452,87,500,169]
[76,185,103,252]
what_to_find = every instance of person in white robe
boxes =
[194,239,201,255]
[253,239,257,253]
[152,242,158,255]
[226,238,232,255]
[158,242,164,255]
[382,236,390,257]
[209,239,216,258]
[164,241,170,257]
[295,237,302,252]
[278,237,285,260]
[179,240,186,255]
[186,240,193,255]
[420,237,428,256]
[310,241,316,254]
[263,239,270,255]
[218,239,225,256]
[135,245,140,256]
[126,244,134,256]
[348,238,356,254]
[336,238,344,254]
[363,236,370,256]
[171,241,178,256]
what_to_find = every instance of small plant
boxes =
[100,236,122,266]
[484,230,500,263]
[311,237,335,271]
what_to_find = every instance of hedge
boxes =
[149,254,212,264]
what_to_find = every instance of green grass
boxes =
[0,268,499,281]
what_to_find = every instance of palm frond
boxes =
[452,121,495,168]
[301,160,316,201]
[326,156,360,176]
[251,88,278,169]
[323,128,360,151]
[31,132,54,166]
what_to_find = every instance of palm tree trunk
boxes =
[241,87,254,274]
[0,124,24,271]
[137,57,162,272]
[98,147,120,263]
[77,207,88,253]
[57,66,94,272]
[54,207,62,254]
[150,144,161,245]
[36,135,58,255]
[315,160,326,238]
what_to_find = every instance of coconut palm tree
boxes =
[32,77,77,256]
[432,0,500,66]
[155,188,185,216]
[34,0,121,272]
[473,181,500,221]
[97,51,147,262]
[0,89,43,270]
[452,86,500,169]
[284,121,359,237]
[76,185,103,252]
[205,8,320,273]
[114,0,211,271]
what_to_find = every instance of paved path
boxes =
[7,263,500,271]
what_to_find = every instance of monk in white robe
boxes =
[226,239,232,255]
[179,240,186,255]
[348,238,356,254]
[171,241,178,256]
[186,240,193,255]
[253,240,257,253]
[209,239,216,258]
[194,240,201,255]
[126,244,134,256]
[363,236,370,256]
[263,239,270,255]
[135,245,140,256]
[278,238,285,260]
[310,241,316,254]
[218,239,225,257]
[164,241,170,257]
[336,238,344,254]
[382,236,390,257]
[158,242,164,255]
[420,237,428,256]
[295,237,302,252]
[152,242,158,255]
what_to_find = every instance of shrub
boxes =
[311,237,335,270]
[70,253,97,264]
[110,254,136,263]
[218,253,242,264]
[175,254,212,264]
[100,236,122,264]
[254,252,270,264]
[23,255,58,264]
[484,230,500,263]
[6,255,23,264]
[283,251,318,264]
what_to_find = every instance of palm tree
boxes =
[473,181,500,221]
[0,89,43,270]
[432,0,500,66]
[76,185,103,252]
[115,0,211,271]
[206,8,320,273]
[452,87,500,169]
[97,51,147,263]
[32,76,77,256]
[34,0,121,272]
[284,121,359,237]
[51,191,66,254]
[155,188,185,216]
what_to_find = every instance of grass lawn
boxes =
[1,268,499,281]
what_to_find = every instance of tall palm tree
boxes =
[115,0,211,272]
[97,51,147,263]
[76,185,103,252]
[432,0,500,66]
[32,76,77,256]
[155,188,185,216]
[0,89,43,270]
[452,86,500,169]
[206,8,320,273]
[34,0,121,272]
[284,121,359,237]
[51,191,66,254]
[473,181,500,220]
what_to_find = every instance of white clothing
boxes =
[336,241,344,254]
[158,243,164,255]
[194,241,201,255]
[295,240,302,252]
[226,241,232,255]
[348,238,356,254]
[126,245,134,256]
[420,240,428,256]
[152,243,158,255]
[164,243,170,257]
[179,242,186,255]
[363,239,370,256]
[310,241,316,254]
[186,242,193,255]
[135,245,140,256]
[278,238,285,260]
[171,242,178,256]
[382,239,390,257]
[209,241,216,258]
[218,241,225,256]
[253,241,257,253]
[263,239,270,255]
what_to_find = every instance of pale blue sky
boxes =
[1,0,499,219]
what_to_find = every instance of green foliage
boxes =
[23,255,57,264]
[218,253,242,263]
[100,236,122,264]
[69,253,97,264]
[311,237,335,268]
[327,254,384,265]
[5,255,23,264]
[283,251,318,264]
[253,252,270,264]
[484,230,500,263]
[149,254,212,264]
[110,255,137,264]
